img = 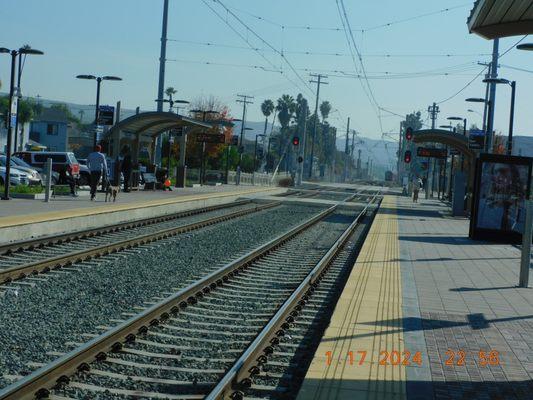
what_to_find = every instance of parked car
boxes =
[0,155,42,185]
[13,151,81,180]
[76,160,91,186]
[0,166,29,186]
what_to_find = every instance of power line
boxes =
[223,2,470,33]
[361,3,471,32]
[336,0,384,135]
[210,0,314,95]
[168,39,490,58]
[436,35,528,104]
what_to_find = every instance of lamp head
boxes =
[102,76,122,81]
[517,43,533,51]
[465,97,486,103]
[76,74,96,80]
[19,48,43,55]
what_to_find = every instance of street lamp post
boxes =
[76,75,122,148]
[1,46,43,200]
[483,78,516,155]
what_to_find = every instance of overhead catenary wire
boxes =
[223,2,470,33]
[208,0,315,95]
[168,38,490,59]
[200,0,307,95]
[436,35,529,104]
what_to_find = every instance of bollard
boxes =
[519,200,532,288]
[44,158,52,202]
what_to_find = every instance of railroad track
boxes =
[0,194,380,400]
[0,200,280,285]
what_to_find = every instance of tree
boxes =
[403,111,423,131]
[275,95,296,170]
[319,101,331,121]
[50,103,80,124]
[260,99,274,136]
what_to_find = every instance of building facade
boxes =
[29,108,68,151]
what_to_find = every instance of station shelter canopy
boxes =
[468,0,533,39]
[103,111,212,162]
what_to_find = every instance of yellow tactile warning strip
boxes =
[0,187,278,228]
[297,195,407,400]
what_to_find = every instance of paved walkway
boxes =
[0,185,279,228]
[298,194,533,400]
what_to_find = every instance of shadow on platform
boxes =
[297,378,533,400]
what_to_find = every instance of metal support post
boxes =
[44,158,52,202]
[519,200,532,288]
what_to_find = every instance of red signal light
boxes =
[404,150,412,164]
[405,127,413,141]
[292,136,300,146]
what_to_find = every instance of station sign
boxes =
[98,105,115,126]
[416,147,447,159]
[469,129,485,150]
[10,95,18,126]
[195,133,225,144]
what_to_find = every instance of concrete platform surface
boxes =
[0,185,284,243]
[297,195,533,400]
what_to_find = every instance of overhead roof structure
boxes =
[104,111,212,139]
[467,0,533,39]
[412,129,475,160]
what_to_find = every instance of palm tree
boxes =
[260,99,274,136]
[320,100,332,121]
[276,95,296,172]
[164,87,177,112]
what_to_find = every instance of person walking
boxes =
[412,176,421,203]
[87,145,108,201]
[121,148,132,192]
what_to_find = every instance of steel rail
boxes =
[0,201,280,285]
[206,195,382,399]
[0,200,252,255]
[0,204,337,400]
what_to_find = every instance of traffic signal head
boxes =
[292,136,300,146]
[231,135,239,146]
[404,150,412,164]
[405,127,413,141]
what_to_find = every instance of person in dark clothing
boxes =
[58,166,77,196]
[121,149,132,192]
[87,145,108,201]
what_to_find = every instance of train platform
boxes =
[297,195,533,400]
[0,185,285,244]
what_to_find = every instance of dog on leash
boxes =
[104,181,120,202]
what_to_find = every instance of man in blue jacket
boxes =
[87,145,108,201]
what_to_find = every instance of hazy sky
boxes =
[1,0,532,141]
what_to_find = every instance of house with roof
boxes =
[29,108,69,151]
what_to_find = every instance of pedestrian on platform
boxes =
[412,176,421,203]
[121,147,132,193]
[87,145,108,201]
[58,165,77,197]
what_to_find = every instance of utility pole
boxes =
[155,0,169,166]
[350,131,356,180]
[235,94,254,185]
[397,120,403,184]
[486,39,499,153]
[427,103,440,199]
[343,117,350,182]
[308,73,328,178]
[331,126,337,182]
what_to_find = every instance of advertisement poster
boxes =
[470,154,533,243]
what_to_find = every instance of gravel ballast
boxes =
[0,204,325,389]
